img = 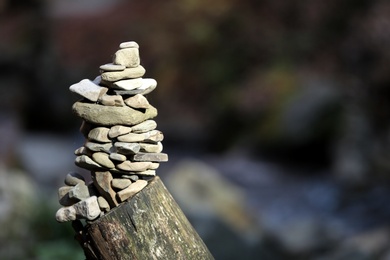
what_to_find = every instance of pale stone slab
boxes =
[113,48,140,68]
[92,152,115,169]
[136,170,156,176]
[85,141,114,153]
[101,66,145,82]
[111,178,132,189]
[109,152,127,162]
[75,155,104,170]
[93,171,118,208]
[73,196,101,220]
[69,79,108,102]
[139,142,163,153]
[119,41,139,49]
[99,94,125,107]
[116,161,152,172]
[69,182,90,201]
[72,102,158,126]
[88,127,111,143]
[124,94,150,109]
[114,142,140,155]
[112,78,143,90]
[114,78,156,95]
[117,130,163,143]
[100,63,126,71]
[109,125,132,138]
[56,206,76,222]
[65,172,85,186]
[131,120,157,133]
[97,196,110,212]
[132,153,168,162]
[116,180,148,202]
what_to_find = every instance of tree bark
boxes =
[76,176,214,260]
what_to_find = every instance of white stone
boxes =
[55,206,77,222]
[73,196,101,220]
[113,48,140,68]
[139,142,163,153]
[131,120,157,133]
[100,63,126,71]
[119,41,139,49]
[69,79,108,102]
[124,94,150,109]
[117,130,163,143]
[116,161,153,172]
[136,170,156,176]
[112,78,143,90]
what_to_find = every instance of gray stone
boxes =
[58,186,78,206]
[100,66,145,82]
[114,142,140,155]
[124,94,150,109]
[113,48,140,68]
[122,174,139,181]
[88,127,111,143]
[109,153,127,162]
[72,101,158,126]
[117,180,148,202]
[74,146,91,156]
[100,63,126,71]
[92,152,115,169]
[69,79,108,102]
[119,41,139,49]
[85,141,114,153]
[55,206,76,222]
[116,161,153,172]
[92,171,118,207]
[117,130,163,143]
[73,196,101,220]
[131,120,157,133]
[69,182,90,201]
[111,178,132,189]
[65,172,85,186]
[99,94,125,107]
[109,125,132,138]
[139,142,163,153]
[112,78,143,90]
[75,155,104,170]
[97,196,110,212]
[132,153,168,162]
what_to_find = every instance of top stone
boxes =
[119,41,139,49]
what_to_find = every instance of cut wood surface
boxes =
[81,176,214,259]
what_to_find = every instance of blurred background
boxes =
[1,0,390,259]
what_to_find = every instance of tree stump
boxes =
[74,176,214,259]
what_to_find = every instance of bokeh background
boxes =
[1,0,390,259]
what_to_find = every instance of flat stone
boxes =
[73,196,101,220]
[109,125,132,138]
[75,155,104,170]
[116,161,153,172]
[74,146,91,156]
[114,78,156,95]
[97,196,110,212]
[72,102,158,126]
[99,94,125,107]
[92,171,118,208]
[131,120,157,133]
[124,94,150,109]
[69,79,108,102]
[88,127,111,143]
[132,153,168,162]
[109,153,127,162]
[117,130,163,143]
[85,141,114,153]
[136,170,156,176]
[111,178,132,189]
[92,152,115,169]
[112,78,143,90]
[113,48,140,68]
[119,41,139,49]
[58,186,78,206]
[100,66,145,82]
[56,206,77,222]
[100,63,126,71]
[65,172,85,186]
[139,142,163,153]
[114,142,140,155]
[117,180,148,202]
[69,182,90,201]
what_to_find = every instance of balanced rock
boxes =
[124,94,150,109]
[73,196,101,220]
[101,66,145,82]
[117,180,148,202]
[69,79,108,102]
[88,127,111,143]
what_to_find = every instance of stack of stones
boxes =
[56,41,168,223]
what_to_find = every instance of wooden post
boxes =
[74,176,214,260]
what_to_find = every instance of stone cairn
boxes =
[56,41,168,223]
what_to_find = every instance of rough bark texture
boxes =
[78,176,214,260]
